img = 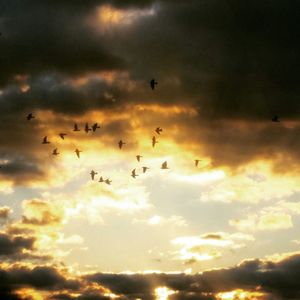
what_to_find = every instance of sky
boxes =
[0,0,300,299]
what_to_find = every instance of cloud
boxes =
[21,199,63,227]
[0,206,12,219]
[0,233,34,257]
[0,265,81,292]
[85,252,300,299]
[230,211,293,232]
[0,251,300,299]
[171,232,254,264]
[0,0,300,176]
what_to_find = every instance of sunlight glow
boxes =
[216,289,266,300]
[155,287,176,300]
[97,5,155,26]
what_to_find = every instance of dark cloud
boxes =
[112,0,300,120]
[1,0,300,118]
[0,265,80,292]
[50,293,112,300]
[201,234,223,240]
[0,1,299,178]
[84,254,300,299]
[0,1,125,86]
[0,155,44,180]
[0,233,35,256]
[0,253,300,299]
[0,231,50,261]
[0,206,11,219]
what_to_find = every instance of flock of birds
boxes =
[25,79,281,185]
[25,79,190,185]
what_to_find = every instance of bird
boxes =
[136,155,143,162]
[52,148,59,156]
[90,170,98,180]
[99,176,104,183]
[142,166,150,173]
[85,123,91,133]
[152,136,158,147]
[42,136,50,144]
[272,115,280,122]
[26,113,35,120]
[131,169,138,178]
[150,79,158,90]
[75,148,82,158]
[155,127,163,135]
[73,123,80,131]
[195,159,201,167]
[105,179,112,185]
[118,140,125,149]
[59,133,67,140]
[92,123,100,132]
[161,161,169,169]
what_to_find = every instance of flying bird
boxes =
[136,155,143,162]
[92,123,100,132]
[85,123,91,133]
[152,136,158,148]
[105,179,112,185]
[73,123,80,131]
[272,115,280,122]
[42,136,50,144]
[131,168,138,178]
[52,148,59,156]
[161,161,169,169]
[142,166,150,173]
[118,140,125,149]
[90,170,98,180]
[99,176,104,183]
[26,113,35,120]
[59,133,67,140]
[75,148,82,158]
[155,127,163,134]
[195,159,201,167]
[150,79,158,90]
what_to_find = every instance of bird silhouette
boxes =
[59,133,67,140]
[152,136,158,147]
[90,170,98,180]
[105,178,112,185]
[150,79,158,90]
[272,115,280,122]
[99,176,104,183]
[75,149,82,158]
[92,123,100,132]
[161,161,169,169]
[52,148,59,155]
[195,159,201,167]
[27,113,35,120]
[42,136,50,144]
[85,123,91,133]
[142,166,150,173]
[73,123,80,131]
[136,155,143,162]
[118,140,125,149]
[155,127,163,134]
[131,168,138,178]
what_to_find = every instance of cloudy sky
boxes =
[1,1,300,299]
